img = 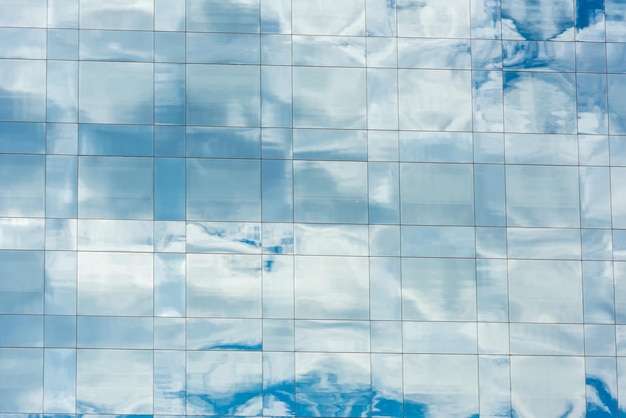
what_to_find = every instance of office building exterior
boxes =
[0,0,626,416]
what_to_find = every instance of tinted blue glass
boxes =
[0,122,45,154]
[186,127,260,159]
[155,158,185,221]
[155,63,185,125]
[0,60,46,122]
[78,124,153,156]
[46,155,77,218]
[262,160,293,222]
[0,155,45,217]
[47,60,78,123]
[155,31,185,63]
[48,29,78,60]
[80,30,153,62]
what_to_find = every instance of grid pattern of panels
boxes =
[0,0,626,417]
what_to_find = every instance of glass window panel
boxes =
[292,0,365,35]
[79,0,153,30]
[187,0,260,33]
[261,66,293,127]
[403,354,478,417]
[576,0,607,41]
[400,163,474,225]
[503,72,576,134]
[401,225,476,258]
[399,131,472,163]
[263,319,294,351]
[77,349,153,414]
[608,42,626,72]
[261,0,291,34]
[0,122,45,154]
[47,61,78,123]
[476,227,507,259]
[79,124,153,156]
[262,160,293,222]
[506,165,580,227]
[154,317,185,350]
[371,354,403,416]
[510,357,585,417]
[402,258,476,321]
[44,348,76,413]
[293,67,366,129]
[262,255,294,318]
[606,0,626,41]
[398,69,472,131]
[155,158,185,221]
[47,123,78,155]
[403,322,477,354]
[187,159,260,221]
[77,316,152,349]
[398,0,470,37]
[586,324,616,356]
[46,156,77,219]
[371,321,402,353]
[510,323,584,355]
[475,164,506,226]
[366,37,397,68]
[507,227,581,259]
[477,259,508,322]
[368,130,398,162]
[0,60,46,122]
[187,33,259,65]
[79,30,153,62]
[0,315,43,347]
[479,356,511,417]
[295,256,369,320]
[45,251,76,316]
[582,229,613,261]
[502,40,575,71]
[187,127,260,159]
[295,223,368,256]
[370,257,401,320]
[0,218,44,250]
[609,75,626,134]
[611,136,626,166]
[263,352,295,416]
[155,0,185,31]
[473,70,504,132]
[79,62,153,124]
[580,166,612,227]
[471,0,502,38]
[478,323,509,354]
[473,132,504,163]
[154,253,185,317]
[48,0,79,28]
[509,260,583,323]
[78,156,153,220]
[615,262,626,324]
[187,318,261,350]
[576,41,607,72]
[0,155,44,217]
[187,64,260,127]
[186,222,261,254]
[155,125,185,157]
[187,254,261,318]
[579,134,609,165]
[368,163,400,224]
[155,63,185,124]
[0,28,45,59]
[587,357,618,416]
[366,0,396,36]
[262,129,292,159]
[577,73,609,134]
[611,167,626,227]
[294,161,367,224]
[0,0,45,26]
[293,129,367,161]
[471,40,503,70]
[398,38,471,69]
[78,252,153,316]
[262,222,294,254]
[44,315,76,348]
[501,0,574,40]
[295,320,369,352]
[155,31,185,63]
[261,34,292,65]
[186,351,262,415]
[369,225,400,257]
[154,350,185,415]
[293,35,365,67]
[505,133,578,165]
[0,348,43,413]
[295,352,370,417]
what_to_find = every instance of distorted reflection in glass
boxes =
[187,318,261,350]
[0,348,43,413]
[0,250,43,315]
[294,223,368,256]
[0,155,44,217]
[295,320,370,352]
[80,0,153,30]
[187,222,261,254]
[292,0,365,35]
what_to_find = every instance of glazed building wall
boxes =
[1,0,626,417]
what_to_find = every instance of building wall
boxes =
[0,0,625,416]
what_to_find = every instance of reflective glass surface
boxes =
[0,0,625,416]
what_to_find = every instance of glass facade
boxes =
[0,0,625,417]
